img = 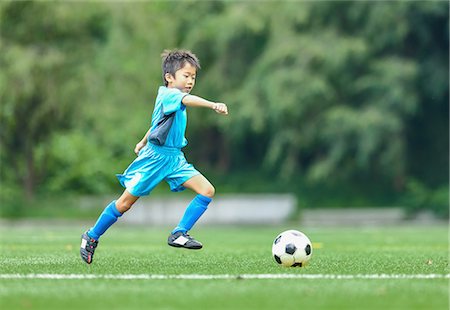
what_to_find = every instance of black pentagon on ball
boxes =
[285,243,297,255]
[305,244,311,255]
[274,255,282,264]
[292,262,302,267]
[291,231,301,236]
[274,235,282,245]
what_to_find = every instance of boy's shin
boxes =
[172,194,212,234]
[88,200,123,240]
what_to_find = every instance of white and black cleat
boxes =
[80,232,98,264]
[167,231,203,250]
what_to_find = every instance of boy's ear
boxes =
[164,73,174,84]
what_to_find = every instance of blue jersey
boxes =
[116,86,199,196]
[148,86,189,148]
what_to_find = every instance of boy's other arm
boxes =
[182,95,228,115]
[134,128,151,155]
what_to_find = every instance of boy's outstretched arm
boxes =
[182,95,228,115]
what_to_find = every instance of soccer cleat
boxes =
[80,232,98,264]
[167,231,203,250]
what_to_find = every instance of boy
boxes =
[80,49,228,264]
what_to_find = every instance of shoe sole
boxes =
[168,242,202,250]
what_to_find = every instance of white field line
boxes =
[0,274,449,280]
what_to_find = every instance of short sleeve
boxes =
[161,88,188,115]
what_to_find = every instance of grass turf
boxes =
[0,224,448,309]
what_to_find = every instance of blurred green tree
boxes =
[0,1,447,213]
[178,1,448,197]
[0,1,108,199]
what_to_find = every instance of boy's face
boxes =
[165,62,197,93]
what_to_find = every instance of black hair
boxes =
[161,49,201,86]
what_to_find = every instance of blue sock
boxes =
[172,194,212,234]
[88,200,122,240]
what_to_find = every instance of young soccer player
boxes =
[80,49,228,264]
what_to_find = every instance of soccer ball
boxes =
[272,230,312,267]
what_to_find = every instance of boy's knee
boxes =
[116,200,132,213]
[115,190,139,213]
[200,185,215,198]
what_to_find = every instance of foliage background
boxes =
[0,1,448,217]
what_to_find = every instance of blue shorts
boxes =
[116,143,200,197]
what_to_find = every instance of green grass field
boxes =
[0,223,448,310]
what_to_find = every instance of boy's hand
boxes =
[213,103,228,115]
[134,140,147,156]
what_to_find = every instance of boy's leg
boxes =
[80,190,139,264]
[168,174,214,249]
[87,190,139,239]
